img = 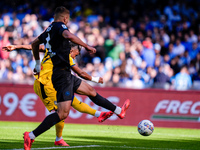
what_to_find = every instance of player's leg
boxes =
[24,111,62,150]
[33,80,63,136]
[55,120,64,140]
[24,100,71,150]
[39,82,65,144]
[76,80,117,111]
[57,101,71,120]
[34,80,57,111]
[73,76,115,122]
[76,80,130,119]
[33,80,68,146]
[54,119,69,146]
[24,80,69,149]
[72,96,111,122]
[72,96,96,116]
[43,83,71,146]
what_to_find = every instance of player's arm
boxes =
[2,44,45,52]
[71,65,103,84]
[62,30,96,54]
[32,37,43,73]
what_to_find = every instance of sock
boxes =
[55,136,63,141]
[94,111,101,117]
[114,106,121,115]
[55,120,64,139]
[72,97,96,116]
[29,131,36,140]
[89,93,116,112]
[33,112,61,137]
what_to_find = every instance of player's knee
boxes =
[57,111,69,120]
[88,86,96,96]
[59,113,69,120]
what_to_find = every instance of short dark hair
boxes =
[54,6,69,16]
[69,42,81,52]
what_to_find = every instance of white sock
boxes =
[94,111,101,117]
[29,132,36,140]
[114,106,121,115]
[56,136,63,141]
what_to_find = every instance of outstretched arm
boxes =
[62,30,96,54]
[32,38,42,73]
[71,65,103,84]
[3,44,45,52]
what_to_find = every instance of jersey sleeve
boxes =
[69,55,76,67]
[58,23,68,36]
[38,31,47,43]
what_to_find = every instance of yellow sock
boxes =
[72,97,96,116]
[55,120,65,138]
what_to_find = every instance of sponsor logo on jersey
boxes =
[62,24,67,29]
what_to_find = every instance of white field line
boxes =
[0,126,199,138]
[1,145,189,150]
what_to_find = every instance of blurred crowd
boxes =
[1,0,200,90]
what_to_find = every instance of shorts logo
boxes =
[65,91,70,96]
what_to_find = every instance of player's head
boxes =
[69,42,81,59]
[54,6,70,25]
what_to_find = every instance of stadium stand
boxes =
[0,0,200,90]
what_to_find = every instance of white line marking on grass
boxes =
[2,145,189,150]
[32,145,101,149]
[2,145,100,150]
[1,127,200,138]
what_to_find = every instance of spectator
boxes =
[5,19,22,43]
[171,10,181,23]
[0,0,200,90]
[188,30,198,43]
[188,42,199,60]
[141,39,155,67]
[0,33,10,59]
[160,28,170,46]
[172,38,185,56]
[154,64,171,89]
[174,66,192,90]
[125,65,144,89]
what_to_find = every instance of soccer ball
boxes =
[138,120,154,136]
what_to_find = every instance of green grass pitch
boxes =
[0,121,199,150]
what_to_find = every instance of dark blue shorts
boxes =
[52,69,82,103]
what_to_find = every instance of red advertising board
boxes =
[0,84,200,129]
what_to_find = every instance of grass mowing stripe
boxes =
[2,145,189,150]
[0,126,199,138]
[0,122,199,150]
[152,115,199,121]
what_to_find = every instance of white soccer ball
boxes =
[138,119,154,136]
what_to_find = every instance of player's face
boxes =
[70,48,80,59]
[64,14,70,25]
